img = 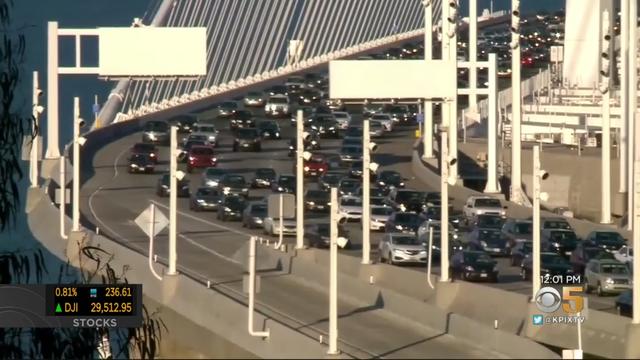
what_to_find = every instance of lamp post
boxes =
[71,97,85,232]
[422,0,434,159]
[532,145,549,298]
[510,0,524,204]
[620,0,629,195]
[468,0,478,113]
[328,187,339,355]
[296,109,305,249]
[168,126,180,275]
[248,236,270,338]
[600,8,613,224]
[31,71,43,188]
[628,0,638,231]
[445,0,459,181]
[45,22,60,159]
[59,155,68,240]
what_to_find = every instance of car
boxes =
[219,174,249,197]
[216,101,238,117]
[552,206,574,218]
[265,95,290,117]
[584,230,627,252]
[584,259,633,296]
[181,133,211,147]
[383,105,412,124]
[190,187,223,211]
[227,110,255,130]
[272,174,296,193]
[156,174,190,198]
[369,121,386,137]
[285,76,306,92]
[233,128,262,152]
[319,171,346,190]
[467,228,509,256]
[127,154,155,174]
[142,120,170,145]
[472,214,505,230]
[216,194,247,221]
[614,245,634,266]
[338,196,363,221]
[341,137,362,148]
[385,189,425,213]
[263,216,296,236]
[542,228,579,257]
[178,139,207,162]
[244,91,266,107]
[462,196,506,221]
[129,143,158,163]
[300,154,329,177]
[370,206,394,231]
[378,233,427,265]
[288,132,320,156]
[369,113,394,131]
[521,252,573,280]
[332,111,352,129]
[297,89,322,105]
[306,223,351,248]
[304,189,330,212]
[385,212,424,234]
[242,202,268,229]
[450,250,499,282]
[324,98,345,111]
[616,290,633,317]
[570,243,614,274]
[251,168,276,188]
[416,219,459,243]
[191,124,219,147]
[370,196,386,206]
[539,216,573,231]
[355,186,388,198]
[376,170,406,190]
[421,192,454,213]
[338,178,360,196]
[339,145,363,164]
[168,115,197,133]
[310,116,340,139]
[510,240,533,267]
[501,219,533,251]
[257,120,282,140]
[342,126,363,141]
[186,145,217,172]
[290,106,314,127]
[201,167,228,188]
[362,104,383,117]
[267,85,288,97]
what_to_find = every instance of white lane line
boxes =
[150,200,255,238]
[178,233,242,266]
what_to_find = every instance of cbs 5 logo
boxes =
[535,286,584,314]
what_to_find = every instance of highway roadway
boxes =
[79,105,507,358]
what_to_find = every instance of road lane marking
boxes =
[178,233,243,266]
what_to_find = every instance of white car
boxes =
[615,246,633,265]
[369,120,386,137]
[369,113,394,131]
[263,217,297,236]
[339,196,363,221]
[378,233,427,265]
[332,111,352,129]
[265,95,290,117]
[370,206,394,231]
[191,126,219,147]
[463,196,506,220]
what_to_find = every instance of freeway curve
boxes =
[79,104,508,358]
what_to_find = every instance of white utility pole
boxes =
[628,0,638,231]
[362,119,372,264]
[147,203,163,281]
[600,8,612,224]
[620,0,629,194]
[71,97,81,232]
[422,0,434,159]
[445,0,459,181]
[440,121,451,282]
[633,107,640,324]
[45,21,60,159]
[469,0,478,112]
[532,145,543,298]
[168,126,178,275]
[328,187,339,355]
[484,53,500,193]
[295,109,304,249]
[278,193,284,248]
[59,155,68,240]
[427,226,435,289]
[510,0,524,204]
[30,71,42,188]
[248,236,270,338]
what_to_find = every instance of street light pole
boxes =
[446,1,459,181]
[362,119,371,264]
[422,0,434,159]
[484,53,500,193]
[600,8,612,224]
[620,0,629,195]
[30,71,42,188]
[45,21,60,159]
[72,97,81,232]
[248,236,270,338]
[440,122,450,283]
[532,145,542,298]
[296,109,304,249]
[59,155,68,240]
[627,0,638,231]
[168,126,178,275]
[510,0,524,204]
[328,187,339,355]
[469,0,478,112]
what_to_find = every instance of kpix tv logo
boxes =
[533,286,586,325]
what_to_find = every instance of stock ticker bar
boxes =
[0,284,143,328]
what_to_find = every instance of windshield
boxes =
[221,102,237,109]
[380,172,402,183]
[185,141,205,149]
[372,114,389,120]
[133,143,155,152]
[206,168,226,177]
[544,220,571,230]
[477,216,504,228]
[426,206,441,217]
[258,122,278,130]
[395,213,421,226]
[196,188,217,196]
[595,232,624,242]
[145,121,168,132]
[191,147,214,156]
[197,125,216,133]
[478,230,503,241]
[279,177,295,186]
[237,129,258,139]
[224,176,245,187]
[396,191,423,203]
[475,198,502,208]
[341,198,362,207]
[464,252,493,263]
[372,207,394,216]
[130,154,150,162]
[345,128,362,136]
[256,169,276,178]
[189,134,208,142]
[251,205,267,215]
[307,191,329,200]
[549,231,577,242]
[392,236,419,245]
[340,180,359,189]
[235,110,253,119]
[309,156,326,164]
[269,97,288,104]
[601,264,629,275]
[323,173,344,183]
[514,222,533,234]
[224,197,245,208]
[542,254,567,265]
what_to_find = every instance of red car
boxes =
[187,145,217,172]
[130,143,158,164]
[301,154,329,177]
[521,52,535,68]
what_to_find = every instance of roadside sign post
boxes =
[135,203,168,281]
[247,236,270,338]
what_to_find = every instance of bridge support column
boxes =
[421,0,434,159]
[483,54,500,194]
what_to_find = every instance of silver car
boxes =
[369,120,385,137]
[333,111,351,129]
[378,233,427,265]
[338,196,363,221]
[192,124,219,146]
[263,217,297,236]
[463,196,506,220]
[369,113,394,131]
[370,206,394,231]
[201,168,228,188]
[584,259,633,296]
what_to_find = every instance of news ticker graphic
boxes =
[0,284,143,328]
